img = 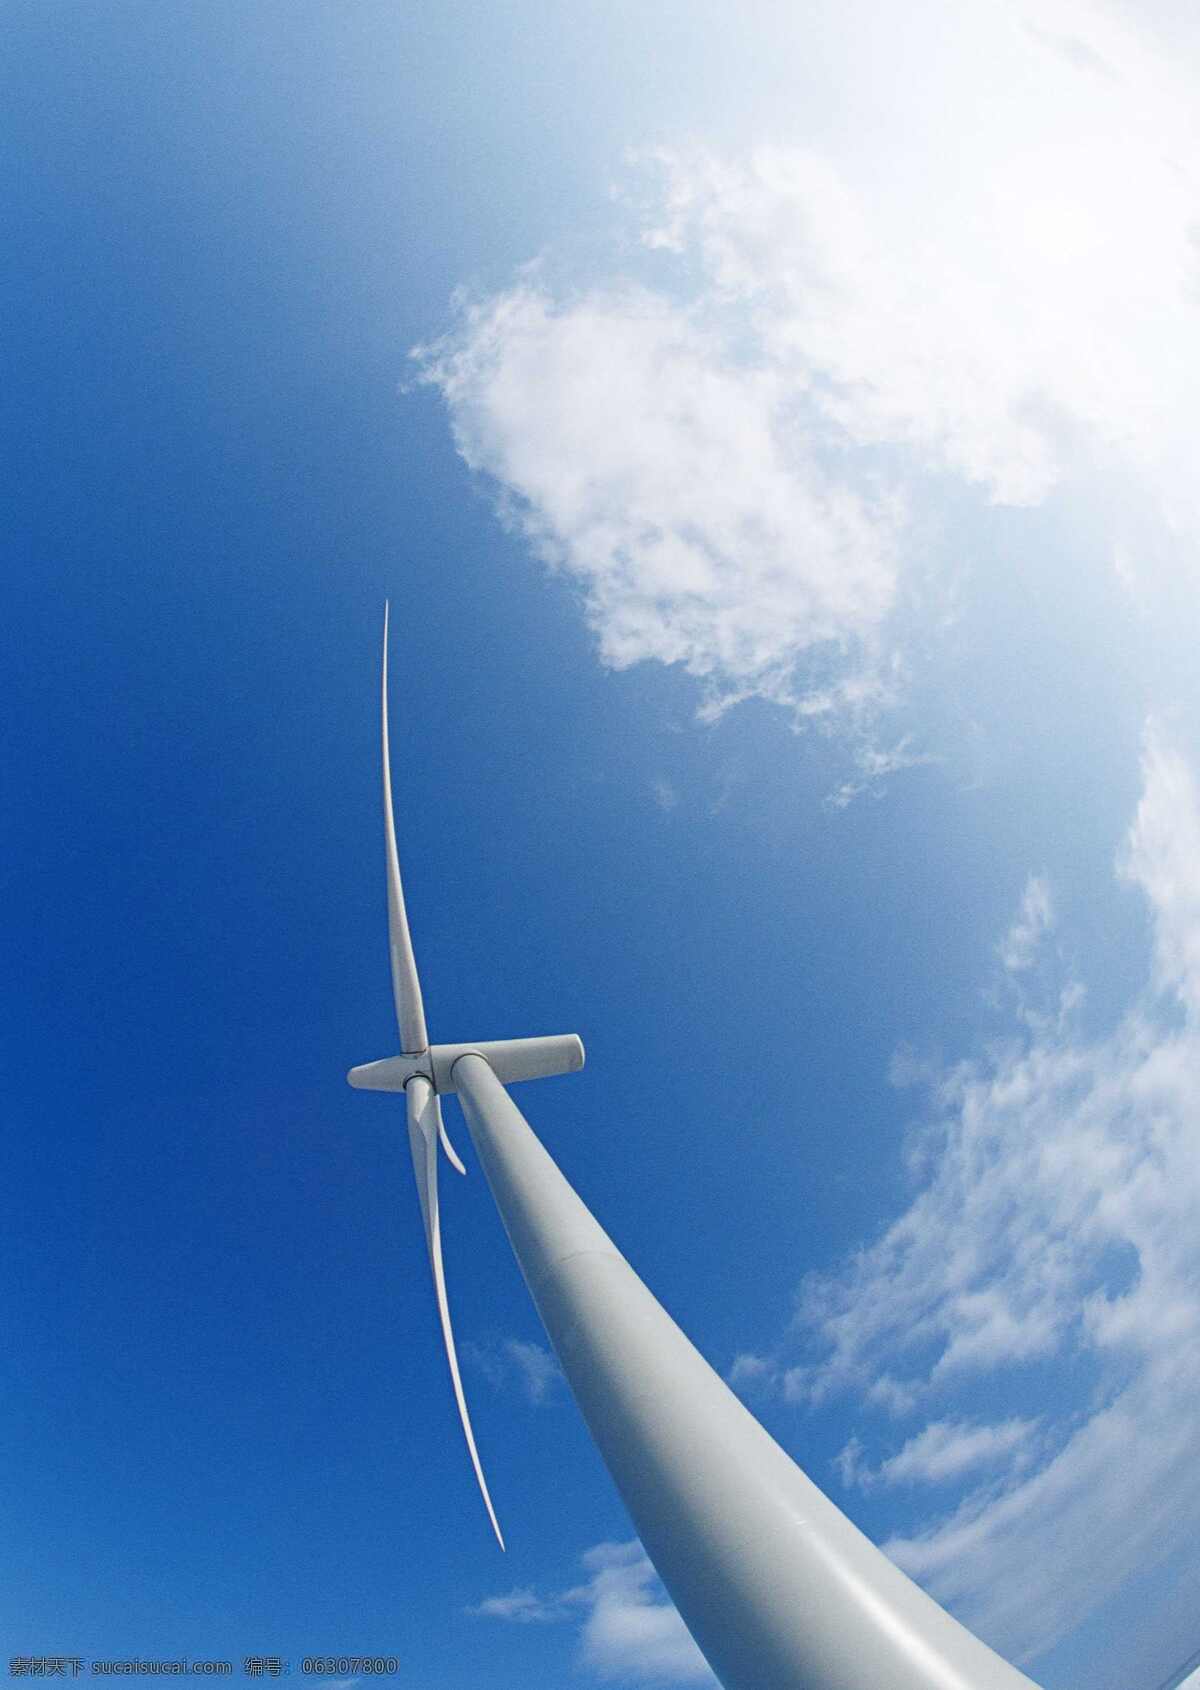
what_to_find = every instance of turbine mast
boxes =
[449,1053,1042,1690]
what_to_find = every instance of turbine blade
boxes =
[435,1096,467,1177]
[382,605,428,1055]
[406,1076,504,1549]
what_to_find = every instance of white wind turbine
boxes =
[348,608,1045,1690]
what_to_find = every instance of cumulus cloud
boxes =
[415,0,1200,751]
[470,1540,714,1685]
[416,282,900,723]
[780,727,1200,1661]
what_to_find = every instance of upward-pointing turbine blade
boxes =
[381,604,428,1057]
[380,607,467,1178]
[407,1074,504,1549]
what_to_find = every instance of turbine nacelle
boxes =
[348,1033,585,1095]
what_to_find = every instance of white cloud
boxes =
[504,1338,561,1404]
[823,735,936,810]
[471,1540,715,1686]
[862,1373,919,1419]
[1122,723,1200,1017]
[466,1587,564,1624]
[642,144,1057,507]
[998,875,1054,973]
[463,1336,562,1405]
[833,1432,867,1489]
[416,282,899,724]
[568,1542,716,1685]
[783,727,1200,1662]
[838,1417,1040,1490]
[727,1351,772,1387]
[651,777,679,812]
[416,0,1200,749]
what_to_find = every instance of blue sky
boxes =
[7,3,1200,1687]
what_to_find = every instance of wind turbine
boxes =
[348,608,1044,1690]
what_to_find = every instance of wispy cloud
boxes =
[837,1417,1040,1490]
[463,1336,563,1405]
[773,726,1200,1662]
[470,1540,715,1685]
[1120,722,1200,1017]
[651,777,679,812]
[505,1339,561,1404]
[727,1351,772,1389]
[823,736,936,810]
[998,874,1054,973]
[466,1587,565,1624]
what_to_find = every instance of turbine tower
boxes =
[348,608,1043,1690]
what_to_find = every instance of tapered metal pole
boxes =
[452,1052,1040,1690]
